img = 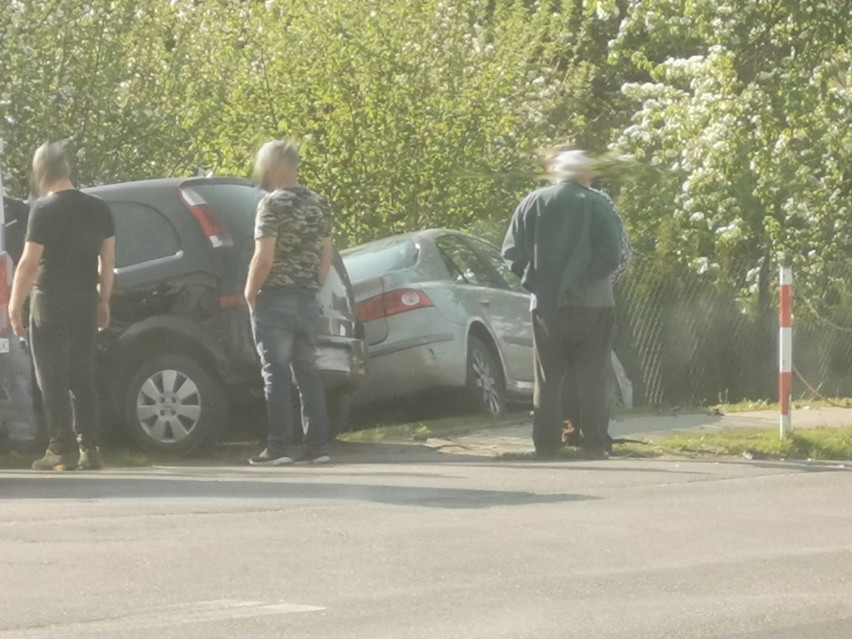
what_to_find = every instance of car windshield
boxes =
[342,237,418,282]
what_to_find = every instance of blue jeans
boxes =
[251,287,330,457]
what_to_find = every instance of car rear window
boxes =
[342,238,418,282]
[109,202,181,268]
[191,183,264,246]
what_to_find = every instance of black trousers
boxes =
[29,291,101,454]
[532,306,615,454]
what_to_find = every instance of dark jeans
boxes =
[562,356,615,443]
[29,290,101,455]
[532,306,615,455]
[251,287,329,457]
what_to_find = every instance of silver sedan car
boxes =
[341,230,534,416]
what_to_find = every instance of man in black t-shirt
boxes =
[8,142,115,471]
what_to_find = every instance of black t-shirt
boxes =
[25,190,115,294]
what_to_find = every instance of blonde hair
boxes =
[32,141,71,195]
[254,140,300,189]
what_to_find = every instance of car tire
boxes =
[122,354,226,455]
[466,335,506,418]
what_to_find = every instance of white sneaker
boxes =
[311,455,331,465]
[249,449,293,466]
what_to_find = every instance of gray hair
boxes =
[549,149,595,181]
[32,141,71,194]
[254,140,300,188]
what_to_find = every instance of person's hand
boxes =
[245,288,258,314]
[98,299,111,331]
[9,306,26,337]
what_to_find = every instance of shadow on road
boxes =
[0,475,594,510]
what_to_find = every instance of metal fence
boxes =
[613,255,852,407]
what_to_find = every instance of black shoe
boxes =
[31,450,78,471]
[78,447,104,471]
[248,448,293,466]
[582,446,610,461]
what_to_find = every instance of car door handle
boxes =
[480,299,491,307]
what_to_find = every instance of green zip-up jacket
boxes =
[502,181,626,311]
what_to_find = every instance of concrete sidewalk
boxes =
[430,406,852,458]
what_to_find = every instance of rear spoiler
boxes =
[178,176,255,189]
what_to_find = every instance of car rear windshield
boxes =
[192,183,264,246]
[342,238,418,282]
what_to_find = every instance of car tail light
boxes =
[179,188,233,248]
[356,289,433,323]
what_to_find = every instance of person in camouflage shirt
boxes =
[254,188,332,290]
[244,141,334,466]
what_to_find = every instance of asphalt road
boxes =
[1,457,851,639]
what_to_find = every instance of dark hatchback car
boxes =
[83,177,366,454]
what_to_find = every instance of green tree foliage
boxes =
[2,0,847,269]
[201,0,619,246]
[610,0,851,307]
[1,0,602,246]
[2,2,202,191]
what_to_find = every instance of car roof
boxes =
[341,228,471,255]
[83,176,254,196]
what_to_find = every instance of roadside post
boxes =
[779,262,793,438]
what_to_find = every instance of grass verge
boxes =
[499,426,852,462]
[660,426,852,460]
[500,443,663,461]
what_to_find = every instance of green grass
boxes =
[660,426,852,460]
[500,442,663,461]
[499,427,852,462]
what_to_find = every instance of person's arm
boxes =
[588,195,624,281]
[8,241,43,337]
[97,236,116,329]
[502,195,535,290]
[244,238,275,312]
[245,193,281,312]
[318,237,334,287]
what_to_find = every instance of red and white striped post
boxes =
[779,265,793,437]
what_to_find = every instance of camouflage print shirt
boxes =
[254,186,333,291]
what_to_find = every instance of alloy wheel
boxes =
[135,369,202,444]
[471,349,501,416]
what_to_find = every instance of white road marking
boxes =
[0,599,325,637]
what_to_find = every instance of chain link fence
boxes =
[613,254,852,407]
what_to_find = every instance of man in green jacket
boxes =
[502,150,628,459]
